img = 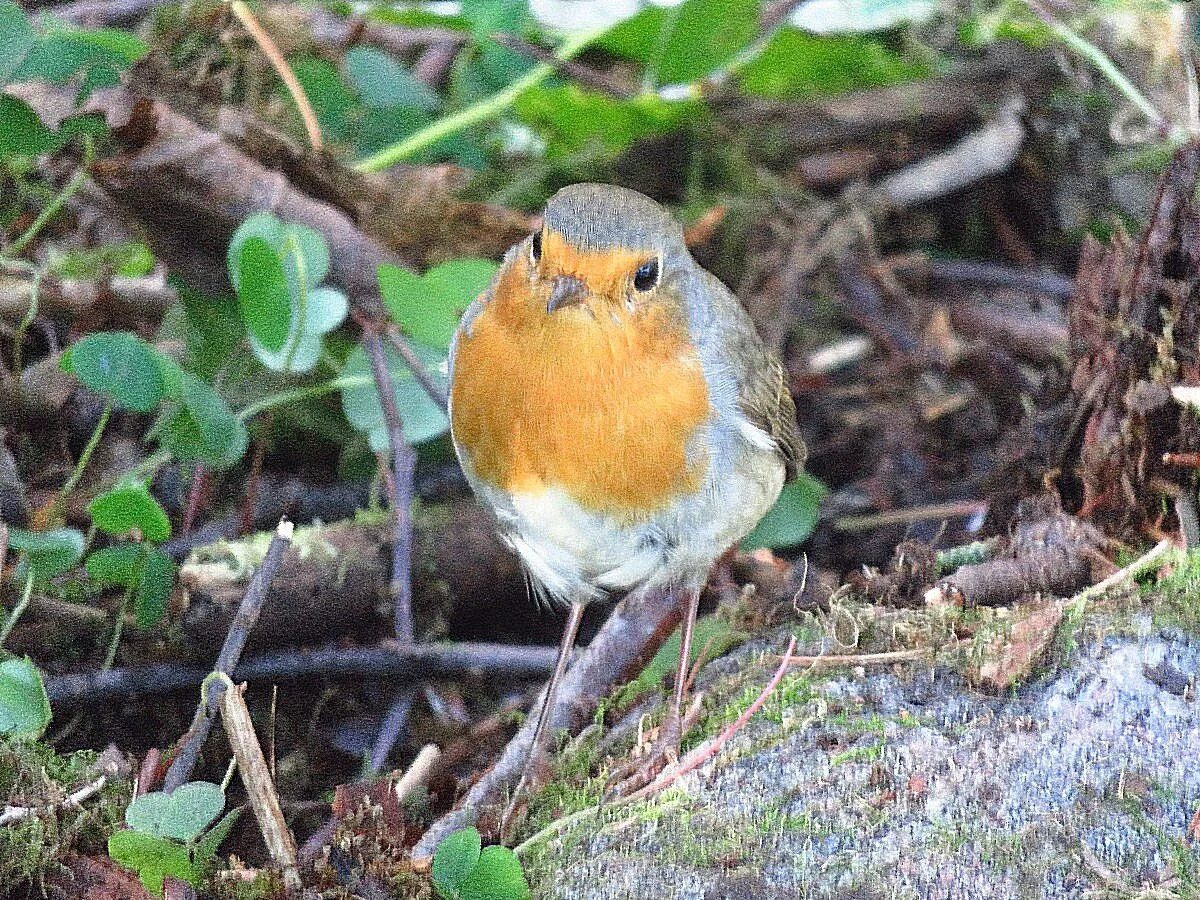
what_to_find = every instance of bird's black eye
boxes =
[633,258,659,291]
[530,231,542,263]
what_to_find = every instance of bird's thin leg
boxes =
[663,586,700,750]
[502,599,586,831]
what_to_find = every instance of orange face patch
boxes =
[450,233,710,519]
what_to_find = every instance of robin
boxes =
[448,183,804,800]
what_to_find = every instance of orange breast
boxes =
[450,255,710,520]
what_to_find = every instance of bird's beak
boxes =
[546,274,589,313]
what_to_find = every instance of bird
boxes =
[447,182,804,805]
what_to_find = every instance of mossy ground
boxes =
[0,739,129,895]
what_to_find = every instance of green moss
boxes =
[0,739,129,891]
[1147,548,1200,634]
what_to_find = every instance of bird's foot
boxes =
[603,694,703,800]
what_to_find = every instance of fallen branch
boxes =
[45,640,561,705]
[395,744,441,804]
[162,520,293,791]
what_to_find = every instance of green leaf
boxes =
[235,237,291,353]
[0,657,51,738]
[108,830,200,897]
[513,85,694,159]
[156,372,248,469]
[61,331,166,412]
[379,259,496,350]
[0,95,59,158]
[135,547,174,628]
[175,282,244,381]
[88,483,171,543]
[227,214,346,373]
[290,55,355,141]
[432,827,482,896]
[85,544,144,589]
[345,46,439,111]
[341,341,449,450]
[457,845,531,900]
[0,2,36,86]
[126,781,225,842]
[624,615,746,704]
[52,241,155,280]
[737,28,928,99]
[7,527,85,581]
[603,0,757,86]
[741,473,826,550]
[194,807,241,861]
[12,25,146,95]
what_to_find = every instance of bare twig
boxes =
[781,647,932,671]
[45,640,561,705]
[1066,538,1176,611]
[385,324,449,413]
[228,0,323,152]
[362,330,415,645]
[162,519,293,792]
[876,96,1026,209]
[492,33,633,98]
[834,500,987,533]
[0,774,109,826]
[394,743,441,803]
[412,584,687,864]
[216,676,301,891]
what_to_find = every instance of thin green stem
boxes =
[354,26,611,172]
[49,400,112,524]
[0,573,34,648]
[281,232,306,372]
[236,377,350,422]
[101,587,131,671]
[7,165,90,257]
[11,267,41,373]
[1030,2,1165,130]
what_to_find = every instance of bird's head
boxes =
[502,183,691,327]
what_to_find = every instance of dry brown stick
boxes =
[781,647,932,670]
[875,95,1026,209]
[229,0,322,152]
[411,584,687,864]
[46,640,560,705]
[492,33,633,98]
[217,676,301,891]
[163,520,293,792]
[0,773,110,826]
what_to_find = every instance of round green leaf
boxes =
[61,331,166,412]
[380,259,496,351]
[108,830,201,896]
[345,45,439,111]
[235,237,291,354]
[88,483,171,543]
[0,95,59,157]
[340,341,449,450]
[741,473,827,550]
[432,827,482,895]
[135,547,174,629]
[156,373,248,469]
[457,845,531,900]
[0,657,51,738]
[7,527,85,581]
[85,543,144,589]
[125,781,225,842]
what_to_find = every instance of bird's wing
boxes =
[697,270,806,481]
